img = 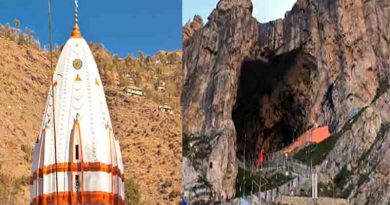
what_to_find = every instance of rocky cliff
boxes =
[182,0,389,204]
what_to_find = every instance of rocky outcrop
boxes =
[182,0,389,203]
[183,15,204,47]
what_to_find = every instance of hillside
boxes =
[0,25,182,204]
[89,43,182,108]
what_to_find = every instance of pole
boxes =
[47,0,59,204]
[243,133,246,197]
[251,160,254,195]
[333,180,335,200]
[259,169,262,205]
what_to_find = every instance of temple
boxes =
[30,1,125,204]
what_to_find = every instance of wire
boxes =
[47,0,59,204]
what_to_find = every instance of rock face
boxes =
[183,15,204,47]
[182,0,389,204]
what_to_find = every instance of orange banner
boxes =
[284,126,331,154]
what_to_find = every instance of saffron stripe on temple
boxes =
[30,191,125,205]
[30,162,124,182]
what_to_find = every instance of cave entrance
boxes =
[232,50,309,163]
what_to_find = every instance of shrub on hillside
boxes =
[14,175,30,190]
[125,177,141,205]
[0,19,40,49]
[167,52,180,65]
[0,180,4,200]
[21,144,33,163]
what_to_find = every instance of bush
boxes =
[169,190,180,199]
[14,175,30,190]
[0,20,40,49]
[0,180,5,199]
[125,177,141,205]
[21,144,33,162]
[162,179,173,189]
[167,52,180,65]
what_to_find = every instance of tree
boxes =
[119,75,130,87]
[17,32,26,45]
[25,28,34,44]
[4,23,15,40]
[144,56,151,65]
[125,53,134,66]
[156,52,167,64]
[167,52,180,65]
[136,50,144,63]
[156,66,162,76]
[112,55,120,69]
[13,19,20,29]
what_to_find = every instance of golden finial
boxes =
[71,0,82,38]
[75,74,82,81]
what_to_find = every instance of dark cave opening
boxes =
[232,50,313,162]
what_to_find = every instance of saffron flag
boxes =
[256,150,264,169]
[284,125,331,154]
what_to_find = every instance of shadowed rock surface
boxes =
[182,0,389,204]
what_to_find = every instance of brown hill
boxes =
[89,44,182,109]
[0,33,182,204]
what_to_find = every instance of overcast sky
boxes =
[183,0,297,24]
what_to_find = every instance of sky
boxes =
[183,0,297,24]
[0,0,182,57]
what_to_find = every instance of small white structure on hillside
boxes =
[124,86,143,96]
[158,104,173,114]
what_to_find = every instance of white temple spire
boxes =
[30,2,124,204]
